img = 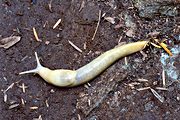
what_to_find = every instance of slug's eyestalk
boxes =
[19,52,44,75]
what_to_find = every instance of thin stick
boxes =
[4,83,14,92]
[45,100,49,107]
[124,57,128,65]
[4,93,7,102]
[9,104,19,109]
[21,98,25,105]
[162,69,166,87]
[53,19,61,29]
[137,78,149,82]
[48,0,53,12]
[30,106,38,110]
[33,27,41,42]
[22,83,25,93]
[79,0,85,12]
[155,87,168,91]
[92,10,101,40]
[18,83,28,93]
[150,88,164,103]
[68,40,83,53]
[137,87,150,91]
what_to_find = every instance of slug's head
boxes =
[19,52,77,87]
[19,52,45,75]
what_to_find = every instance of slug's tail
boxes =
[19,52,43,75]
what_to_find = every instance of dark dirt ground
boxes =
[0,0,180,120]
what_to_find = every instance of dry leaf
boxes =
[0,36,21,49]
[104,17,115,24]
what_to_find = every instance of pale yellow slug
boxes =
[19,41,148,87]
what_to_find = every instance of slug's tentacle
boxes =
[19,41,149,87]
[19,52,43,75]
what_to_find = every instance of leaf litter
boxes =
[0,36,21,49]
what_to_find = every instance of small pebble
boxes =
[56,34,60,38]
[177,94,180,101]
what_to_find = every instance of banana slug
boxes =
[19,41,148,87]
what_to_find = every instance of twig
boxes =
[155,87,168,91]
[3,76,7,81]
[4,83,14,92]
[83,42,87,49]
[68,40,83,53]
[137,78,149,82]
[3,83,15,103]
[45,100,49,107]
[150,88,164,103]
[92,10,101,40]
[87,82,91,87]
[9,104,19,109]
[124,57,128,65]
[137,87,150,91]
[33,27,42,42]
[118,36,122,43]
[22,83,26,93]
[53,19,61,29]
[30,106,38,110]
[43,21,48,28]
[21,55,28,61]
[21,98,25,105]
[18,83,28,93]
[4,93,7,102]
[162,69,166,87]
[88,99,91,106]
[48,0,53,12]
[79,0,85,12]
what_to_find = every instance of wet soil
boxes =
[0,0,179,120]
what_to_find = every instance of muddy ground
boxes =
[0,0,180,120]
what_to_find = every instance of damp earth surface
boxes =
[0,0,179,119]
